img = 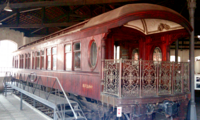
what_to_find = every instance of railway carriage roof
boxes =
[19,3,192,49]
[82,3,183,30]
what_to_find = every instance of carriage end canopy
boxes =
[81,3,192,33]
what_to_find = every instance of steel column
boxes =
[188,0,197,120]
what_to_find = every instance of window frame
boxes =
[153,47,162,62]
[32,52,35,69]
[64,44,72,71]
[52,47,57,70]
[36,51,40,69]
[73,42,81,70]
[28,53,30,69]
[46,48,51,70]
[40,50,44,69]
[88,40,98,70]
[25,54,28,69]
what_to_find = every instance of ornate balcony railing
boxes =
[103,59,190,98]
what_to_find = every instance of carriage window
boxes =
[47,48,51,70]
[32,52,35,69]
[19,55,21,68]
[15,56,18,68]
[52,47,57,70]
[132,48,139,61]
[25,54,28,69]
[36,51,40,69]
[90,41,97,67]
[74,42,81,69]
[41,50,44,69]
[65,44,72,70]
[20,55,24,68]
[12,57,14,68]
[28,53,30,69]
[22,55,24,68]
[153,47,162,62]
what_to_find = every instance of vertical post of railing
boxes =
[156,62,159,96]
[139,59,142,97]
[33,99,36,107]
[181,63,184,93]
[188,63,190,92]
[171,62,174,95]
[101,59,105,92]
[20,92,23,110]
[118,59,122,98]
[54,108,57,120]
[5,82,7,97]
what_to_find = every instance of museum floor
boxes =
[0,92,200,120]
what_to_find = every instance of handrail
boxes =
[4,72,78,119]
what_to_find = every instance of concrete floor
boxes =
[0,93,51,120]
[0,92,200,120]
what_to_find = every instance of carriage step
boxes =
[4,76,87,120]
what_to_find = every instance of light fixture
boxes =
[0,23,2,25]
[4,1,12,12]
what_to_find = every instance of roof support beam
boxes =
[0,0,141,9]
[0,22,79,28]
[0,8,41,23]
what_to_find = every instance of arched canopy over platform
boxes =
[82,3,192,34]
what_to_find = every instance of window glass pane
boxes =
[153,47,162,62]
[47,48,51,55]
[132,48,139,60]
[47,56,51,69]
[53,55,56,69]
[52,47,57,54]
[41,50,44,55]
[65,44,71,52]
[74,43,80,51]
[28,58,30,69]
[37,57,40,68]
[90,41,97,67]
[41,57,44,69]
[74,52,80,68]
[37,52,40,56]
[66,53,72,69]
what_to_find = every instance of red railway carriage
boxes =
[12,4,191,120]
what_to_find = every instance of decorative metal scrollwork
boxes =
[158,61,172,95]
[104,60,119,95]
[103,59,190,97]
[174,63,182,94]
[141,60,156,96]
[122,60,139,97]
[183,63,190,93]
